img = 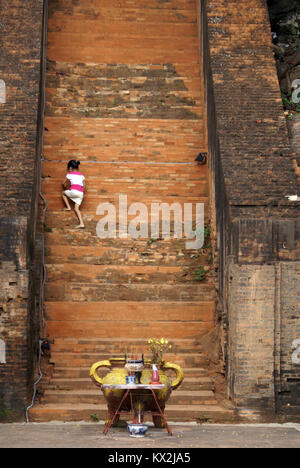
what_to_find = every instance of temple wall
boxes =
[0,0,45,418]
[202,0,300,419]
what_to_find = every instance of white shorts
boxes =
[64,189,84,206]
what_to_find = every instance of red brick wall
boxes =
[0,1,44,418]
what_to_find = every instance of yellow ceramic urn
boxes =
[90,358,184,427]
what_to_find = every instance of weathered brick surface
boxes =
[277,262,300,413]
[228,263,276,412]
[46,62,202,120]
[0,218,30,414]
[227,219,300,416]
[0,1,44,417]
[0,0,44,216]
[289,116,300,166]
[43,118,206,162]
[202,0,300,418]
[204,0,298,206]
[232,218,300,264]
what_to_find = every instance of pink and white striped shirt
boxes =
[66,171,85,193]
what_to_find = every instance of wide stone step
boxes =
[48,44,201,67]
[44,216,210,240]
[49,376,214,391]
[41,389,217,406]
[44,149,206,163]
[45,281,215,302]
[46,103,203,120]
[47,85,202,103]
[46,302,214,323]
[48,33,198,52]
[43,178,208,198]
[50,7,197,24]
[49,351,209,368]
[44,146,206,162]
[43,226,210,247]
[51,366,209,379]
[46,68,203,89]
[50,337,206,353]
[28,403,234,423]
[43,116,205,138]
[45,202,208,221]
[45,264,213,285]
[171,391,218,406]
[48,18,198,38]
[43,117,205,156]
[49,0,196,13]
[44,231,209,250]
[44,193,208,212]
[43,117,206,161]
[44,143,205,163]
[44,244,210,266]
[42,159,208,180]
[46,319,214,339]
[46,90,203,120]
[165,404,234,422]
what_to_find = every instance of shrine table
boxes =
[102,384,173,436]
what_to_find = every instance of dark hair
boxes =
[67,160,80,170]
[195,153,207,165]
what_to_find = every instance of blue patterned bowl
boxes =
[127,423,148,438]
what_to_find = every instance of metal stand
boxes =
[102,384,172,436]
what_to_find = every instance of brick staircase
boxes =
[29,0,235,423]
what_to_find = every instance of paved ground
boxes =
[0,422,299,449]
